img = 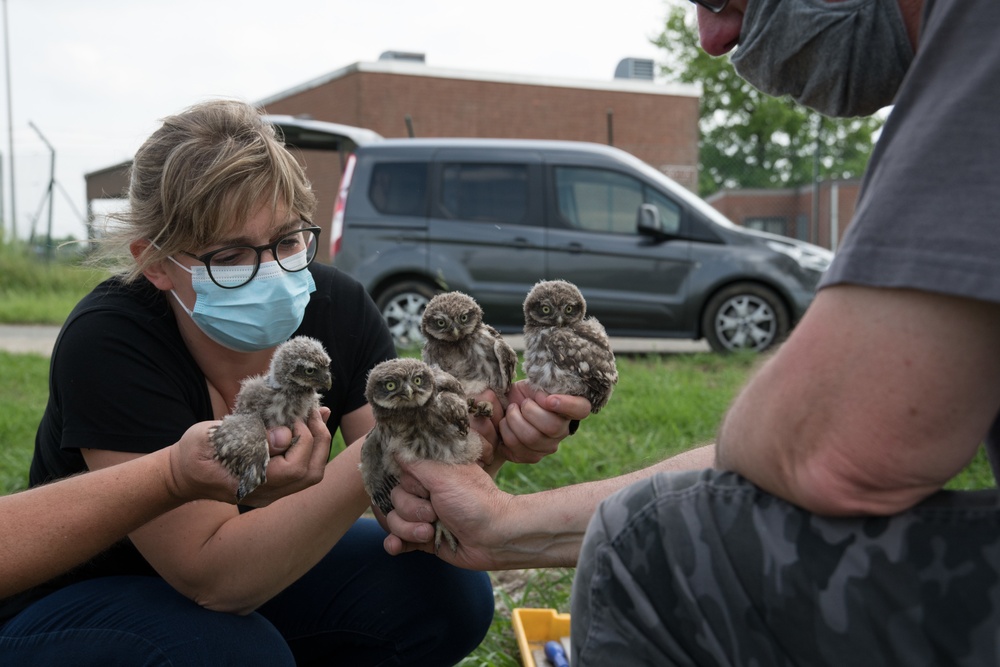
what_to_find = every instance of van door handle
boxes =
[565,242,584,254]
[512,237,531,248]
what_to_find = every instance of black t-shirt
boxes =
[1,263,395,623]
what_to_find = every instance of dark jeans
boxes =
[0,519,494,666]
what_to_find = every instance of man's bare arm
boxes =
[717,285,1000,515]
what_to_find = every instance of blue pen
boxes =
[544,640,569,667]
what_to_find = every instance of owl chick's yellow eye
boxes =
[564,306,573,315]
[385,381,397,391]
[436,319,446,328]
[541,305,551,314]
[304,368,315,375]
[413,376,422,386]
[460,314,469,323]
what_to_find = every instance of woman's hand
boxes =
[496,381,591,464]
[467,383,591,474]
[238,406,332,507]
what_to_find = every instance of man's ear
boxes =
[130,239,174,291]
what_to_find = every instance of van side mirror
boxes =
[637,203,662,234]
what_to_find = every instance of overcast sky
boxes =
[0,0,689,242]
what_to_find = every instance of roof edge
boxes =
[255,60,701,108]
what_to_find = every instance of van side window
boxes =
[369,163,428,216]
[555,167,681,236]
[441,164,529,224]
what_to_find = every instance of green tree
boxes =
[654,3,884,196]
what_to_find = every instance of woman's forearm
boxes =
[136,441,370,615]
[0,447,187,598]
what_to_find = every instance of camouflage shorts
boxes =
[571,469,1000,667]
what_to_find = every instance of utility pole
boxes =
[28,121,54,262]
[0,150,4,236]
[3,0,14,241]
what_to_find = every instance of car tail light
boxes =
[330,153,357,260]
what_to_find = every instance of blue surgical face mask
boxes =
[165,248,316,352]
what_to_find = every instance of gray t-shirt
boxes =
[819,0,1000,480]
[821,0,1000,301]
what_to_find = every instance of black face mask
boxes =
[730,0,914,117]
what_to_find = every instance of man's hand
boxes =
[383,458,514,570]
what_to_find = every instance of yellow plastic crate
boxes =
[512,607,571,667]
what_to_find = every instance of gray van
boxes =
[328,138,832,353]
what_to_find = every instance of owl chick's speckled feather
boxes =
[211,336,333,501]
[421,291,517,417]
[359,358,482,552]
[522,280,618,413]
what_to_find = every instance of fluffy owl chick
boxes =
[420,291,517,418]
[359,358,482,552]
[522,279,618,414]
[211,336,333,501]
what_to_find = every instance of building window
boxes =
[744,217,787,237]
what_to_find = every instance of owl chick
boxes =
[359,357,481,552]
[420,291,517,418]
[211,336,333,501]
[522,280,618,415]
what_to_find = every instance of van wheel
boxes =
[375,281,438,349]
[702,283,789,353]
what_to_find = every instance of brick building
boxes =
[85,56,702,261]
[708,179,862,251]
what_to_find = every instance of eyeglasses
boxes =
[183,224,321,288]
[688,0,729,12]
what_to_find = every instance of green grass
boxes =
[0,242,108,324]
[0,352,50,493]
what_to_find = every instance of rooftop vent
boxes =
[379,51,426,63]
[614,57,654,81]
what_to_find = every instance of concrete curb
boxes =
[0,324,62,356]
[0,325,712,358]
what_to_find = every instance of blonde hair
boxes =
[97,99,317,281]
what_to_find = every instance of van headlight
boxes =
[766,241,833,273]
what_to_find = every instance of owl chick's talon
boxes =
[467,397,493,418]
[435,521,458,554]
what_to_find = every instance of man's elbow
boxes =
[789,459,937,517]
